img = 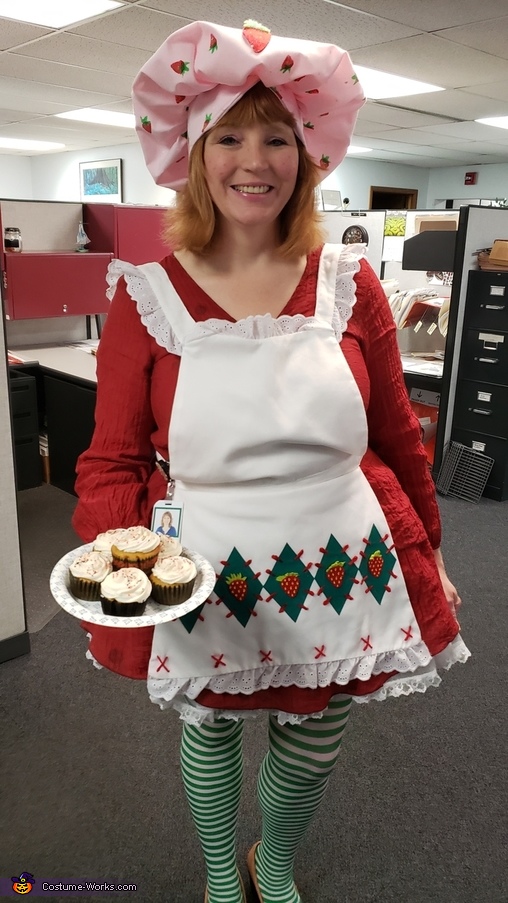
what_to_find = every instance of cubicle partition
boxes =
[0,296,29,663]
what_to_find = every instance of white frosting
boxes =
[70,551,112,582]
[157,536,183,559]
[151,556,197,585]
[111,526,160,554]
[100,568,152,603]
[93,529,128,560]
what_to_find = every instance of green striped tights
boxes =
[180,696,352,903]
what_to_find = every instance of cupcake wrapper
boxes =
[111,554,159,573]
[100,597,148,617]
[69,574,102,601]
[150,579,195,606]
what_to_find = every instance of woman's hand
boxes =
[433,547,462,623]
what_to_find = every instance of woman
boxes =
[155,511,177,537]
[73,19,469,903]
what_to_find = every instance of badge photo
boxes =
[150,501,183,540]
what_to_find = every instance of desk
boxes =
[10,344,98,494]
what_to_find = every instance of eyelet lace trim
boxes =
[145,635,470,723]
[84,633,469,724]
[106,244,365,353]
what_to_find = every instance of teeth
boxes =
[233,185,271,194]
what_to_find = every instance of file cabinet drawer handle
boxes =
[484,303,506,310]
[476,356,499,364]
[471,408,492,415]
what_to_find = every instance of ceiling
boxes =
[2,0,508,168]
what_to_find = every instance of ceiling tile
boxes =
[15,33,150,77]
[436,18,508,60]
[141,0,419,47]
[337,0,508,31]
[0,17,51,50]
[71,7,186,52]
[352,34,508,87]
[0,53,134,95]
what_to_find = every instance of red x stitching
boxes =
[361,635,373,651]
[260,650,273,663]
[401,626,413,641]
[314,645,326,660]
[156,656,170,673]
[212,653,226,668]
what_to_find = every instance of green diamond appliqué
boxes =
[215,547,263,627]
[314,534,359,615]
[264,543,314,622]
[358,525,397,604]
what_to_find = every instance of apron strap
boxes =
[314,243,343,327]
[137,262,198,344]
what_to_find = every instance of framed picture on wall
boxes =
[79,158,123,203]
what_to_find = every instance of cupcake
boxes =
[150,555,197,605]
[110,526,160,573]
[99,567,151,617]
[93,528,128,562]
[69,550,112,601]
[156,535,183,560]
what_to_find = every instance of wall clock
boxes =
[342,224,369,244]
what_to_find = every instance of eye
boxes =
[217,135,239,146]
[268,137,289,146]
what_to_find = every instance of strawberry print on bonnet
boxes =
[132,18,365,190]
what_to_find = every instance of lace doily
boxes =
[106,244,365,356]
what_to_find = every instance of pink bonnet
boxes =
[132,19,365,190]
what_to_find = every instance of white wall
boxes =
[428,163,508,208]
[0,155,33,199]
[2,145,507,210]
[321,156,431,209]
[29,140,175,207]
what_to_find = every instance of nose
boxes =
[241,136,270,172]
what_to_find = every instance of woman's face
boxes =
[202,120,299,234]
[162,513,172,527]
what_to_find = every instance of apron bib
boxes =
[139,246,430,695]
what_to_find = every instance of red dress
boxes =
[73,249,460,713]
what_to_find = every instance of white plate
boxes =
[50,543,216,628]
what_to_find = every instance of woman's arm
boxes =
[72,278,159,542]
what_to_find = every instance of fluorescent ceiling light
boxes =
[347,145,372,155]
[0,0,124,29]
[355,65,444,100]
[476,116,508,130]
[55,108,135,128]
[0,137,65,150]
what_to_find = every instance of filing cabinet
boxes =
[9,369,41,490]
[451,270,508,500]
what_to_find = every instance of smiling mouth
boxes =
[231,185,272,194]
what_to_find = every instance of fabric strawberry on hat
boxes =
[132,18,365,191]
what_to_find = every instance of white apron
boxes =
[139,245,434,709]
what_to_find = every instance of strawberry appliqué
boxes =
[202,113,212,132]
[319,155,330,170]
[209,34,218,53]
[243,19,271,53]
[140,116,151,133]
[276,572,300,598]
[280,55,294,74]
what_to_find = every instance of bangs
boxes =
[217,81,297,131]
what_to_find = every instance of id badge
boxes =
[150,480,184,540]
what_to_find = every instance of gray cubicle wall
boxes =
[0,302,29,662]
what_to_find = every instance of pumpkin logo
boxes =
[11,872,35,894]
